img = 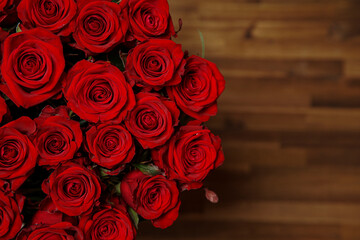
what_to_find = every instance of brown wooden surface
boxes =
[137,1,360,239]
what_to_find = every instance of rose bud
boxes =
[42,161,102,216]
[34,106,82,167]
[125,39,185,89]
[79,198,136,240]
[124,92,180,149]
[17,0,77,36]
[17,222,83,240]
[167,55,225,122]
[73,0,128,55]
[0,190,25,239]
[0,117,37,191]
[121,170,181,229]
[85,123,135,175]
[0,28,65,108]
[127,0,175,41]
[152,121,224,190]
[63,60,135,123]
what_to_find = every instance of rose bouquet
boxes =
[0,0,225,239]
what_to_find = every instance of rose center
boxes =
[104,135,118,152]
[138,111,158,130]
[88,81,113,104]
[64,179,84,198]
[0,140,20,166]
[18,52,43,77]
[39,0,59,18]
[84,15,106,36]
[142,9,159,29]
[142,54,166,77]
[184,75,203,95]
[45,133,65,154]
[97,221,117,239]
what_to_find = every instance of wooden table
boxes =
[138,1,360,239]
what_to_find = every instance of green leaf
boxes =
[114,182,121,196]
[128,207,139,229]
[133,163,161,176]
[16,23,22,33]
[99,167,110,178]
[87,56,94,62]
[69,110,76,118]
[79,119,88,127]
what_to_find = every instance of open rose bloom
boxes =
[0,0,225,239]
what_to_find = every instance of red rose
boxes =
[73,0,128,55]
[34,106,83,167]
[124,92,179,149]
[152,121,224,190]
[86,123,135,174]
[79,199,136,240]
[125,39,185,88]
[0,190,24,239]
[17,0,77,36]
[42,161,102,216]
[167,55,225,122]
[121,170,181,229]
[127,0,175,41]
[17,222,84,240]
[0,117,37,191]
[0,96,7,123]
[63,60,135,123]
[0,28,65,108]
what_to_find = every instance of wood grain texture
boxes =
[137,0,360,239]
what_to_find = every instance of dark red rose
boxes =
[121,170,180,229]
[73,0,128,55]
[63,60,135,123]
[125,39,185,88]
[0,117,37,191]
[79,198,136,240]
[0,28,65,108]
[167,55,225,122]
[124,92,179,149]
[86,123,135,174]
[17,222,84,240]
[0,96,8,123]
[0,190,24,239]
[127,0,175,41]
[152,121,224,190]
[42,161,102,216]
[17,0,77,36]
[34,106,82,167]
